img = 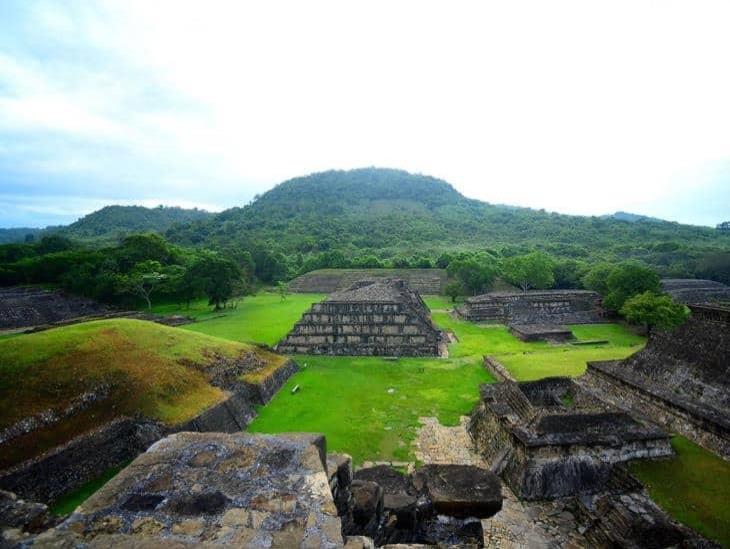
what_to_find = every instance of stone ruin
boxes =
[469,377,673,500]
[0,351,298,507]
[508,323,574,342]
[288,268,448,295]
[660,278,730,305]
[4,431,504,548]
[456,289,603,325]
[0,286,113,331]
[276,278,446,357]
[583,304,730,459]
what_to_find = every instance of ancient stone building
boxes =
[660,278,730,305]
[469,377,672,500]
[276,279,445,356]
[583,304,730,458]
[0,286,113,330]
[456,290,603,324]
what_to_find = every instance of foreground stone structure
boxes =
[469,377,672,500]
[0,286,113,330]
[456,289,603,324]
[289,268,448,295]
[12,432,504,548]
[660,278,730,305]
[583,304,730,458]
[277,279,445,356]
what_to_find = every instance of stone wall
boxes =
[661,278,730,305]
[579,305,730,458]
[0,287,113,330]
[456,290,603,324]
[289,268,448,295]
[469,380,673,500]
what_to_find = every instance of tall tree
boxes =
[502,252,555,292]
[620,291,689,334]
[447,252,499,295]
[189,253,242,310]
[122,260,167,310]
[603,262,660,312]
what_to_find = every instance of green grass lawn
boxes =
[629,436,730,546]
[50,460,131,516]
[248,355,492,464]
[153,292,324,346]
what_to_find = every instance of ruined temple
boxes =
[276,279,445,356]
[456,290,603,324]
[583,304,730,458]
[469,377,672,500]
[0,286,113,330]
[660,278,730,305]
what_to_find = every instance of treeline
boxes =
[0,234,249,310]
[2,233,729,316]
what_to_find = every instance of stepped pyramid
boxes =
[276,278,445,356]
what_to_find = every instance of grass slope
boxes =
[629,437,730,546]
[153,293,324,346]
[0,318,272,468]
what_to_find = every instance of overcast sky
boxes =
[1,1,729,228]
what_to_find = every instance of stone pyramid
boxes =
[276,278,444,356]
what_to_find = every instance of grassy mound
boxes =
[0,318,283,469]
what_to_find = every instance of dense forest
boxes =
[1,168,729,312]
[165,168,730,280]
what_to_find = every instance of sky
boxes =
[1,1,729,228]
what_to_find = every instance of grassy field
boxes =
[153,293,324,345]
[629,437,730,546]
[0,318,283,469]
[248,355,492,464]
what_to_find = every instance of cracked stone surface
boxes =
[30,431,344,548]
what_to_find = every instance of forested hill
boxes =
[166,167,729,265]
[57,205,213,242]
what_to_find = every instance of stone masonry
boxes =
[660,278,730,305]
[582,304,730,458]
[469,377,672,500]
[276,279,445,357]
[456,290,603,324]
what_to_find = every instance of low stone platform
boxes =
[31,432,345,547]
[508,323,573,342]
[661,278,730,305]
[288,269,448,295]
[469,377,672,500]
[456,289,603,324]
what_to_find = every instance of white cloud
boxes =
[0,0,729,227]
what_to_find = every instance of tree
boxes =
[553,259,587,289]
[277,281,289,301]
[444,281,465,303]
[123,260,166,310]
[603,262,660,312]
[581,262,615,296]
[447,252,500,295]
[620,291,689,333]
[502,252,555,292]
[189,253,241,310]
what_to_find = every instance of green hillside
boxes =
[166,168,730,268]
[59,205,213,242]
[0,318,286,469]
